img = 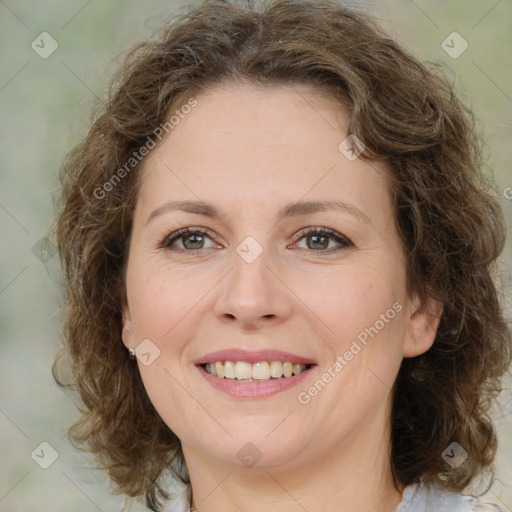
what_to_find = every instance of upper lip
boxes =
[194,349,317,366]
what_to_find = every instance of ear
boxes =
[402,292,443,358]
[121,298,134,349]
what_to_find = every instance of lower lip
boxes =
[197,364,316,398]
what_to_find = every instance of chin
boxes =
[202,423,308,469]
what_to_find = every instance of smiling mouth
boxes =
[200,360,315,382]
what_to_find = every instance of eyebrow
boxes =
[146,199,371,226]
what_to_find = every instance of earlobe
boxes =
[402,294,443,358]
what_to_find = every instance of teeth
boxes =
[204,361,310,380]
[252,361,270,380]
[235,361,252,379]
[215,361,225,378]
[224,361,236,379]
[270,361,282,378]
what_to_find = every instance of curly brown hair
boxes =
[52,0,512,509]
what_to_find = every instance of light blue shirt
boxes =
[159,480,505,511]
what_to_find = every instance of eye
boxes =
[290,227,352,253]
[160,227,219,253]
[159,226,353,254]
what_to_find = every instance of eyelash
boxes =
[159,226,353,255]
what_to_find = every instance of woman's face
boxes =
[122,83,439,473]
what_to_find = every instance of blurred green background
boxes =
[1,1,511,510]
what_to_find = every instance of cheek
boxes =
[315,266,404,344]
[312,266,407,399]
[311,271,405,414]
[336,276,405,392]
[126,264,196,426]
[126,258,201,341]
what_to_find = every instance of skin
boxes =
[121,82,442,512]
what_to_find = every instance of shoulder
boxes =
[397,480,506,512]
[157,485,191,512]
[156,481,507,512]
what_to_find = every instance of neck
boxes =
[182,409,404,512]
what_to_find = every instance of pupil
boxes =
[185,234,203,249]
[309,235,328,250]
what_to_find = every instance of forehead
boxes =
[137,82,391,223]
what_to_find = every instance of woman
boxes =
[52,0,511,511]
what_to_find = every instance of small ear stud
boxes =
[128,347,136,360]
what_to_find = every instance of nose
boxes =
[213,245,294,330]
